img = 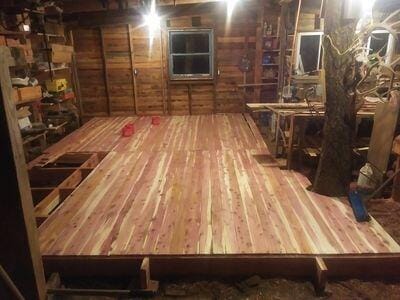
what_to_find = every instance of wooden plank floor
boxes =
[38,114,400,256]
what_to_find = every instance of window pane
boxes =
[171,33,210,54]
[299,35,321,73]
[369,32,389,55]
[172,55,210,75]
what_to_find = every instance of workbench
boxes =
[247,102,376,169]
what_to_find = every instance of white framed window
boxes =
[295,32,323,75]
[366,30,397,63]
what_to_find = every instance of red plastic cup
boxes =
[152,116,160,125]
[122,123,135,137]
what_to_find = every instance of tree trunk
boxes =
[312,0,357,196]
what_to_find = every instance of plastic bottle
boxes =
[357,163,373,188]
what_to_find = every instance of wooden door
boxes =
[129,25,165,115]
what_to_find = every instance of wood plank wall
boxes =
[72,2,279,117]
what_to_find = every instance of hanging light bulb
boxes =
[226,0,240,20]
[143,0,160,46]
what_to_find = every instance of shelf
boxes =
[263,49,280,53]
[15,98,42,106]
[36,32,65,38]
[23,132,47,145]
[262,77,278,81]
[41,97,75,106]
[262,64,279,67]
[0,30,30,36]
[264,35,279,38]
[37,66,70,73]
[238,83,278,88]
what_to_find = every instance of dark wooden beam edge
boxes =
[42,254,400,280]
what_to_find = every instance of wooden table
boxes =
[247,102,376,169]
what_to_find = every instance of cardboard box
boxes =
[51,44,73,63]
[18,116,31,129]
[17,106,32,119]
[6,38,21,47]
[17,86,42,102]
[46,79,67,92]
[44,23,65,36]
[11,88,18,103]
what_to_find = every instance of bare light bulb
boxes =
[144,0,160,46]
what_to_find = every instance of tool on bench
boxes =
[348,191,370,222]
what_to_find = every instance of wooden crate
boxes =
[0,35,6,46]
[51,44,73,63]
[11,88,18,103]
[44,23,65,36]
[17,86,42,102]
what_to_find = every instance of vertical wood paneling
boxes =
[74,28,108,116]
[72,3,279,115]
[102,26,135,115]
[130,26,165,115]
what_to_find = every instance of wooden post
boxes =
[139,257,159,292]
[393,136,400,202]
[69,30,83,125]
[313,257,328,296]
[286,114,296,169]
[188,84,193,115]
[128,24,138,115]
[0,47,46,299]
[277,1,289,100]
[159,26,167,115]
[254,2,264,102]
[100,27,112,116]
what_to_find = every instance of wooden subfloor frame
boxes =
[43,254,400,280]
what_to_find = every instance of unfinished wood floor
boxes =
[38,114,400,256]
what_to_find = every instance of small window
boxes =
[168,29,214,80]
[366,30,397,63]
[295,32,323,75]
[368,31,390,55]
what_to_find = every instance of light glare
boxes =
[144,0,160,46]
[226,0,240,20]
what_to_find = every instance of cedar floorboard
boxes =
[38,114,400,257]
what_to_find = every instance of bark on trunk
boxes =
[312,0,357,196]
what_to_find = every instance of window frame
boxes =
[294,31,323,75]
[168,28,214,81]
[366,29,396,64]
